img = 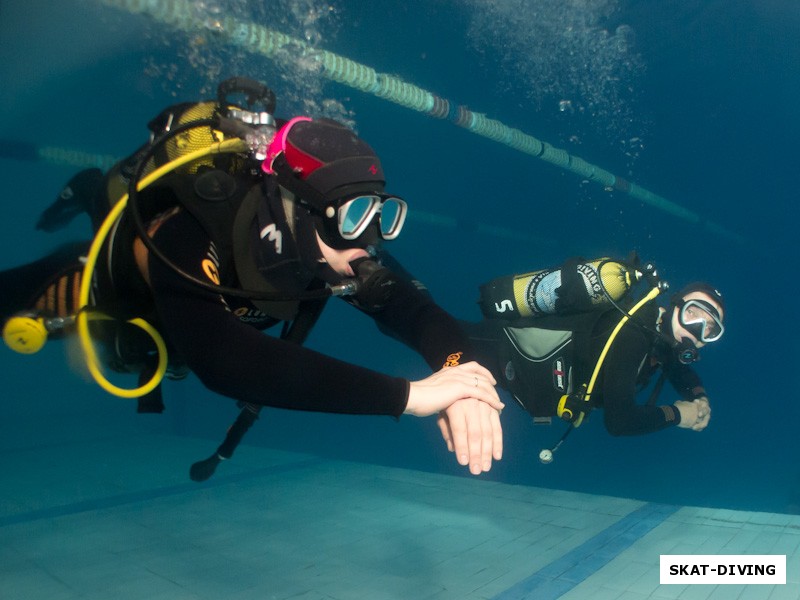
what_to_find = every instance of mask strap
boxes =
[262,116,313,175]
[270,154,329,213]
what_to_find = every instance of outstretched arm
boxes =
[147,211,410,415]
[146,210,505,439]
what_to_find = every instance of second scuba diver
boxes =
[465,256,724,462]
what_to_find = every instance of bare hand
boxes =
[437,398,503,475]
[404,361,504,475]
[404,361,504,417]
[675,397,711,431]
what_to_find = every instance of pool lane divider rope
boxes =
[96,0,741,243]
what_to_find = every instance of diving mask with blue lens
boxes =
[336,193,407,241]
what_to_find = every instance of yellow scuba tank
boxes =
[479,257,640,319]
[103,101,249,209]
[104,75,279,212]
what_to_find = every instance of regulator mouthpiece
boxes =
[348,257,398,311]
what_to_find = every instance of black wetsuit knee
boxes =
[0,241,90,319]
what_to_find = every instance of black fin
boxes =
[36,168,104,232]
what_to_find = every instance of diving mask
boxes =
[333,193,407,242]
[679,299,724,343]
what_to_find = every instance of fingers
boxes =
[437,413,454,452]
[692,399,711,431]
[692,412,710,431]
[469,381,504,411]
[477,401,503,469]
[444,399,503,475]
[442,364,504,411]
[409,361,505,472]
[442,361,497,387]
[675,399,710,431]
[405,369,505,417]
[467,403,488,474]
[447,406,471,469]
[490,406,503,460]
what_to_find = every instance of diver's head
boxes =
[668,282,725,349]
[264,117,407,251]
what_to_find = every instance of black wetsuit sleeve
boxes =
[146,211,409,416]
[666,363,706,398]
[363,254,476,370]
[600,325,681,436]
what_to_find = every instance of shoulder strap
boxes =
[280,186,297,238]
[231,183,302,320]
[585,289,661,401]
[645,369,668,406]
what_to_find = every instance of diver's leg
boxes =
[35,169,104,232]
[0,241,90,320]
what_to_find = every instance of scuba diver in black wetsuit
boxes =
[0,77,504,477]
[467,257,725,462]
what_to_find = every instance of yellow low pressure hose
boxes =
[546,282,661,461]
[77,137,249,398]
[584,285,662,398]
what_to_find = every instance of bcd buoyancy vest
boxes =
[497,309,606,419]
[498,300,660,421]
